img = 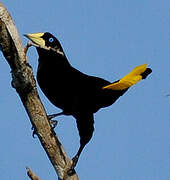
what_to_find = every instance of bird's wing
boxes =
[102,64,152,90]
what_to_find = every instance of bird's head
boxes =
[24,32,64,55]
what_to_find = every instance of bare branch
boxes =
[0,2,79,180]
[26,167,42,180]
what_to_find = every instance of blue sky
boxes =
[1,0,170,180]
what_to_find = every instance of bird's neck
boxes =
[36,47,71,66]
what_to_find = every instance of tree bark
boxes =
[0,2,79,180]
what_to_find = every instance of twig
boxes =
[26,167,42,180]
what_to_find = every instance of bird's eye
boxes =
[49,37,54,43]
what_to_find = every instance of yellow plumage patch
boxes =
[103,64,147,90]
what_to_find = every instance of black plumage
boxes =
[25,32,152,167]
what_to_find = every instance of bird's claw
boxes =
[49,119,58,129]
[47,112,64,120]
[47,112,65,129]
[47,114,58,120]
[47,114,58,129]
[31,126,37,138]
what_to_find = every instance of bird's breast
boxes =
[37,61,74,110]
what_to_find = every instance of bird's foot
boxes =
[31,126,37,138]
[47,114,58,120]
[49,119,58,129]
[47,112,65,120]
[47,114,59,129]
[47,112,65,129]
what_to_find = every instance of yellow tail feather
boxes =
[103,64,148,90]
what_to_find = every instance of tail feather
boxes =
[103,64,152,90]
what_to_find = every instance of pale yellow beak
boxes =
[24,33,45,46]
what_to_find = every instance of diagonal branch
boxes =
[0,2,79,180]
[26,167,42,180]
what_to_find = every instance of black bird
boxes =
[25,32,152,167]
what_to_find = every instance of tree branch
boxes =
[26,167,42,180]
[0,2,79,180]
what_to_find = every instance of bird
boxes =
[25,32,152,167]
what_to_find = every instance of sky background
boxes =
[0,0,170,180]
